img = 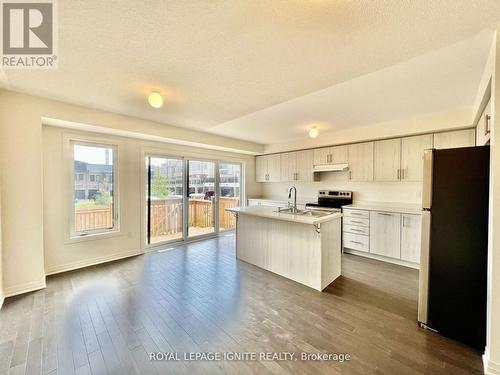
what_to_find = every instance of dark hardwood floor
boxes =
[0,234,484,374]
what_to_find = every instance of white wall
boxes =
[264,108,472,154]
[42,125,259,275]
[262,172,422,205]
[0,187,3,307]
[0,89,262,297]
[484,30,500,375]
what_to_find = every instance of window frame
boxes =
[69,140,120,238]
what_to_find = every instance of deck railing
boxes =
[75,197,240,235]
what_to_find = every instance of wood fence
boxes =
[75,197,240,235]
[75,205,113,232]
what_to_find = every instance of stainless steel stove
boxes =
[305,190,353,212]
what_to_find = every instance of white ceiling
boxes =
[2,1,500,145]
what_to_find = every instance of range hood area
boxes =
[313,163,349,172]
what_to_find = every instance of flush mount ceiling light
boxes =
[309,127,319,138]
[148,91,163,108]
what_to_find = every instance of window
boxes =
[72,142,118,236]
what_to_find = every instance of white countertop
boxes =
[227,206,342,225]
[342,202,422,215]
[247,197,314,206]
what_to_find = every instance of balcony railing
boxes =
[74,197,240,237]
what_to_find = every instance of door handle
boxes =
[485,114,491,136]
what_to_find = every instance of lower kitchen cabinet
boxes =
[369,211,401,258]
[343,206,421,268]
[401,214,422,263]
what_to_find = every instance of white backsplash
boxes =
[261,171,423,205]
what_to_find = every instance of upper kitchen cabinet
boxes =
[433,129,475,149]
[295,150,315,182]
[256,155,267,182]
[400,134,433,181]
[374,138,401,181]
[281,150,314,182]
[256,154,281,182]
[313,145,347,165]
[280,152,296,181]
[476,97,492,146]
[281,150,315,182]
[348,142,374,181]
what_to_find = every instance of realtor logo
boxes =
[1,0,57,68]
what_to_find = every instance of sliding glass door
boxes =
[218,163,241,232]
[146,156,184,244]
[187,160,216,238]
[146,156,242,246]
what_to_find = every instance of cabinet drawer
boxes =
[342,209,370,219]
[343,232,369,252]
[343,216,369,227]
[343,224,369,236]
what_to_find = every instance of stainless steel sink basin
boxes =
[276,208,331,217]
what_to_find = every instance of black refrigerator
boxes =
[417,146,490,350]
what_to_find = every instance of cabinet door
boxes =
[255,156,268,182]
[296,150,314,182]
[266,154,281,182]
[369,211,401,258]
[401,214,421,263]
[313,147,331,165]
[374,138,401,181]
[401,134,433,181]
[434,129,475,149]
[476,98,491,146]
[280,152,296,181]
[330,145,348,164]
[348,142,374,181]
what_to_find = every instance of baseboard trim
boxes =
[3,279,47,298]
[45,250,142,276]
[484,348,500,375]
[343,248,420,269]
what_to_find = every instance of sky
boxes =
[74,144,112,165]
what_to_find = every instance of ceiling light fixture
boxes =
[309,127,319,138]
[148,91,163,108]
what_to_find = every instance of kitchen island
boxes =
[226,206,342,291]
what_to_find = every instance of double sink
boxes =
[275,207,333,217]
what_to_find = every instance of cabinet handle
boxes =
[351,220,364,224]
[485,114,491,136]
[402,216,406,227]
[377,212,393,216]
[295,172,299,180]
[350,228,364,233]
[349,171,352,180]
[397,169,400,180]
[350,241,363,245]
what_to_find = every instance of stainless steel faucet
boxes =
[288,186,298,213]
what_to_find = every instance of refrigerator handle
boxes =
[422,149,433,209]
[418,210,431,324]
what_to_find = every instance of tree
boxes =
[151,171,170,198]
[95,189,112,206]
